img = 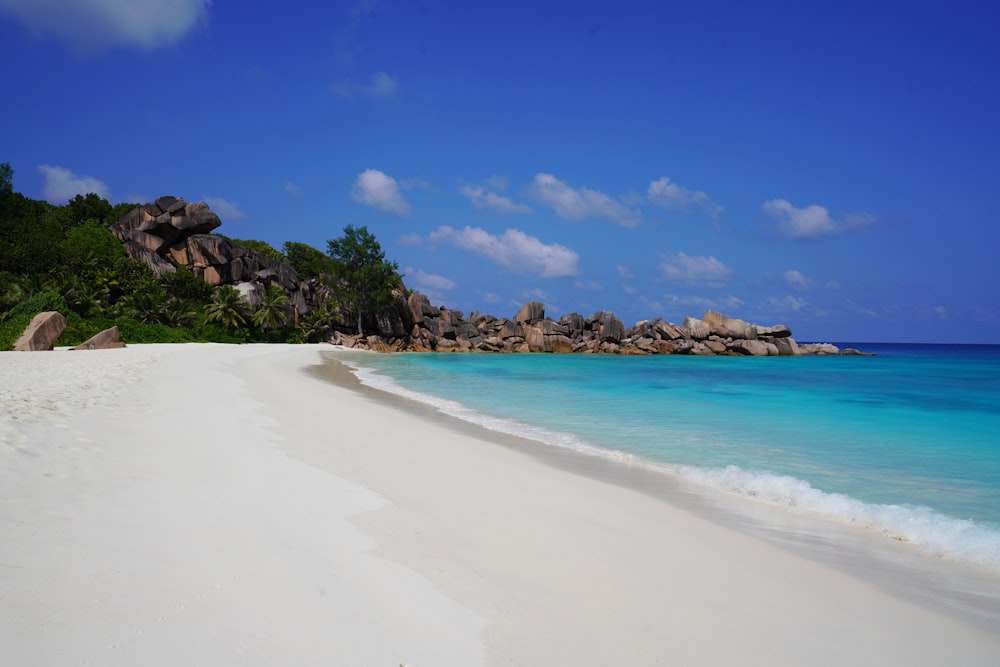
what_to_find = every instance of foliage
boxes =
[59,220,124,277]
[251,284,289,331]
[0,291,69,350]
[326,225,399,335]
[0,193,60,274]
[203,285,248,328]
[284,241,335,280]
[0,164,405,346]
[0,162,12,196]
[230,238,284,262]
[162,266,214,301]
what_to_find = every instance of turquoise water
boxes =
[337,344,1000,570]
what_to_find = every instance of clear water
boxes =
[335,343,1000,570]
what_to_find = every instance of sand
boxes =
[1,343,998,666]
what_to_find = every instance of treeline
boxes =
[0,163,399,350]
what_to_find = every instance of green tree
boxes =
[326,225,399,336]
[298,300,339,343]
[203,285,248,329]
[252,284,289,331]
[0,162,12,196]
[162,266,214,301]
[283,241,335,280]
[59,220,124,278]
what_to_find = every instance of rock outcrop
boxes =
[109,196,326,322]
[338,298,846,357]
[14,311,67,351]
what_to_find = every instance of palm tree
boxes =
[203,285,247,328]
[119,287,168,324]
[161,298,201,328]
[251,284,289,332]
[298,301,338,343]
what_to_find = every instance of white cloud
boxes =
[428,225,580,278]
[459,185,531,214]
[405,267,457,292]
[647,176,723,221]
[38,164,109,202]
[202,196,245,220]
[763,198,880,239]
[332,71,398,100]
[660,252,733,286]
[766,295,809,313]
[615,264,635,279]
[529,173,640,226]
[352,168,410,216]
[0,0,210,51]
[284,181,304,198]
[784,269,809,290]
[573,280,603,291]
[398,232,423,246]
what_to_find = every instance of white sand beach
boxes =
[2,343,998,666]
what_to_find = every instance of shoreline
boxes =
[3,344,999,665]
[316,348,1000,635]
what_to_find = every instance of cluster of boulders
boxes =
[109,196,323,322]
[335,297,847,356]
[13,311,123,351]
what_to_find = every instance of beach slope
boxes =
[2,344,997,666]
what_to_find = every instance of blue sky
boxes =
[2,1,998,343]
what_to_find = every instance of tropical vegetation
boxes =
[0,162,403,350]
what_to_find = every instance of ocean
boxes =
[334,343,1000,577]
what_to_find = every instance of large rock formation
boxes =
[337,297,845,357]
[13,311,67,351]
[109,196,326,322]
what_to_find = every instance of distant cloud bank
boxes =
[0,0,210,51]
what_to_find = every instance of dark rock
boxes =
[14,311,67,351]
[514,300,545,325]
[591,311,624,342]
[772,337,801,356]
[155,195,178,212]
[182,201,222,234]
[756,324,792,338]
[498,320,523,339]
[799,343,841,355]
[681,316,710,340]
[559,312,585,335]
[185,234,233,267]
[425,317,456,340]
[122,229,168,255]
[704,310,757,340]
[166,198,187,214]
[123,241,176,277]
